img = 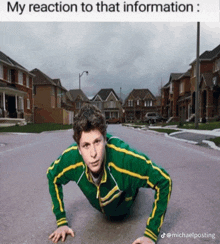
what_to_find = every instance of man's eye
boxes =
[95,140,100,144]
[83,144,89,149]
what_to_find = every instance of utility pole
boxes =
[195,22,200,129]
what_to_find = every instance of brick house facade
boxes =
[91,88,123,122]
[31,68,74,124]
[123,89,157,122]
[0,51,34,124]
[161,44,220,123]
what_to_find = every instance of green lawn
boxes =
[179,121,220,130]
[149,128,178,134]
[0,123,73,133]
[209,137,220,147]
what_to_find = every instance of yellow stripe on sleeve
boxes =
[47,146,78,174]
[53,162,84,213]
[57,217,67,224]
[57,220,68,226]
[147,186,160,226]
[145,229,157,241]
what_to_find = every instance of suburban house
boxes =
[123,89,157,122]
[176,70,192,122]
[0,51,34,125]
[68,89,90,115]
[190,44,220,121]
[91,88,123,122]
[161,44,220,123]
[31,68,74,124]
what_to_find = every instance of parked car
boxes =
[106,118,121,124]
[143,112,166,124]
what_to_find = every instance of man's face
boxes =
[78,129,106,176]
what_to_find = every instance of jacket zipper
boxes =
[89,179,104,213]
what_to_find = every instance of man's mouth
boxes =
[91,160,99,166]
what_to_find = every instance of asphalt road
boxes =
[0,125,220,244]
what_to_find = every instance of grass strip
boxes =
[209,137,220,147]
[179,122,220,130]
[0,123,73,133]
[149,128,178,134]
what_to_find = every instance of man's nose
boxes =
[90,145,97,158]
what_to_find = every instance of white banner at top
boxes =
[0,0,219,22]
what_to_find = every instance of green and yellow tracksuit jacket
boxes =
[47,134,172,243]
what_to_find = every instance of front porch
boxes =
[0,85,26,126]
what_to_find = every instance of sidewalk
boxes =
[149,125,220,151]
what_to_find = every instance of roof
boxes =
[162,73,184,89]
[191,44,220,64]
[31,69,66,91]
[0,81,27,96]
[200,44,220,60]
[92,88,120,101]
[31,68,57,86]
[65,91,74,102]
[68,89,89,102]
[53,79,67,91]
[0,51,34,76]
[178,70,191,80]
[125,89,156,101]
[169,73,184,82]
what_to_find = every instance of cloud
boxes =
[0,22,219,98]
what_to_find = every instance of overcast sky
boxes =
[0,22,219,99]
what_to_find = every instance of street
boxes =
[0,125,220,244]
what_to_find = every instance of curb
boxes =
[165,133,198,145]
[202,140,220,151]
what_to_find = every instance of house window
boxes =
[26,76,29,88]
[51,86,55,96]
[137,100,139,106]
[170,82,173,94]
[0,64,3,79]
[7,69,12,83]
[128,100,133,107]
[214,58,220,72]
[76,101,81,109]
[145,100,152,107]
[18,97,24,110]
[27,99,30,109]
[33,86,37,95]
[109,100,115,108]
[18,71,23,85]
[57,88,62,97]
[180,82,184,94]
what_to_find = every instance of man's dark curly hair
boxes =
[73,103,107,145]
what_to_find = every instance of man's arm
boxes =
[47,156,77,243]
[47,157,69,227]
[142,159,172,243]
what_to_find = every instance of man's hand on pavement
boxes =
[132,236,155,244]
[49,226,74,243]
